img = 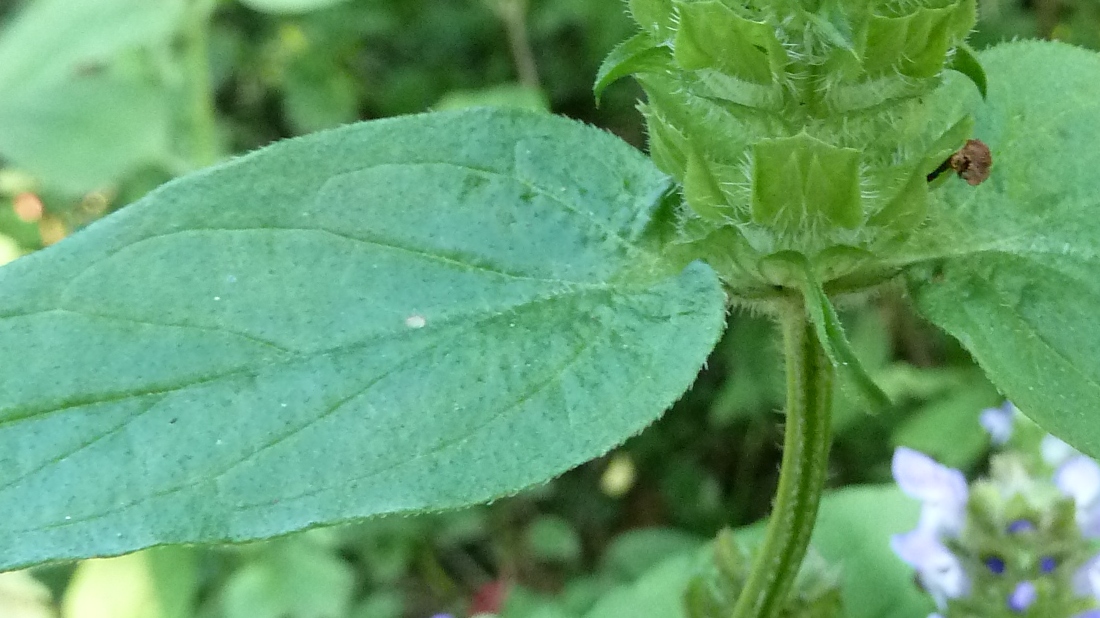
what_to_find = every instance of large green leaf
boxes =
[0,108,726,571]
[905,41,1100,457]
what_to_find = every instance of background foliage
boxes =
[1,0,1098,616]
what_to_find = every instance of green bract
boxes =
[598,0,983,291]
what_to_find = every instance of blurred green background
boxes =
[0,0,1097,617]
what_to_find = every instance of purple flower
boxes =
[1008,581,1037,612]
[980,402,1016,445]
[430,615,455,618]
[893,447,969,537]
[1056,456,1100,537]
[891,528,969,608]
[1073,612,1100,618]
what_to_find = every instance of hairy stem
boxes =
[731,300,834,618]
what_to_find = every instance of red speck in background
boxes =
[12,192,43,223]
[470,580,509,614]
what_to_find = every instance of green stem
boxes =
[730,301,834,618]
[183,0,219,168]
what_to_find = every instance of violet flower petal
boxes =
[892,447,969,536]
[891,529,969,608]
[1008,581,1037,612]
[1057,456,1100,506]
[1056,456,1100,536]
[980,402,1016,445]
[1072,553,1100,599]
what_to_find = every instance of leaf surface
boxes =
[0,108,726,570]
[907,41,1100,457]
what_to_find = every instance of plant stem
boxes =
[497,0,542,90]
[183,0,220,168]
[730,300,834,618]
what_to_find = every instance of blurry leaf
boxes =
[0,571,55,618]
[0,76,171,194]
[584,551,700,618]
[0,108,726,570]
[220,536,353,618]
[239,0,353,15]
[906,42,1100,459]
[579,486,932,618]
[809,486,934,618]
[0,0,184,90]
[0,235,21,268]
[709,316,783,426]
[502,586,580,618]
[435,84,550,112]
[0,0,181,193]
[527,516,583,565]
[283,59,361,134]
[351,592,403,618]
[61,548,195,618]
[600,528,705,582]
[892,374,1000,470]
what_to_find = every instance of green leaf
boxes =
[0,0,181,193]
[0,76,172,194]
[238,0,352,15]
[0,108,726,571]
[593,33,669,105]
[760,252,891,411]
[219,534,354,618]
[892,375,1000,470]
[585,551,700,618]
[809,486,933,618]
[949,43,988,99]
[906,41,1100,458]
[434,83,549,113]
[0,0,184,90]
[61,547,196,618]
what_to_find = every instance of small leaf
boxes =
[0,109,727,571]
[787,254,893,412]
[594,33,669,105]
[907,41,1100,458]
[948,44,988,99]
[627,0,675,39]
